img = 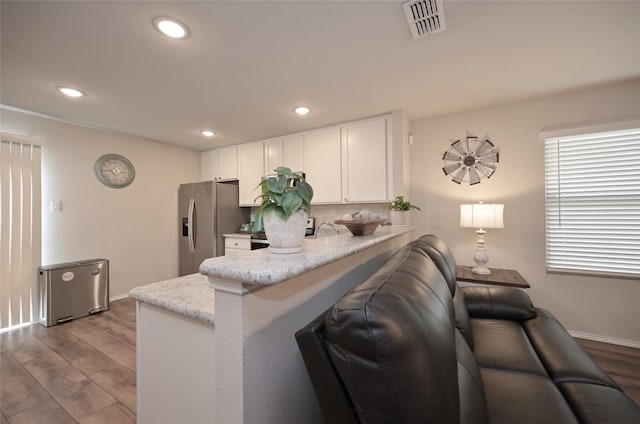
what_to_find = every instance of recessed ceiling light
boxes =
[56,86,85,98]
[201,130,215,137]
[153,17,189,39]
[294,106,311,116]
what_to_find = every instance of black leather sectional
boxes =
[296,234,639,423]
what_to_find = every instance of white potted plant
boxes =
[255,167,313,253]
[384,196,421,226]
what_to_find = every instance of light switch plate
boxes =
[49,200,62,212]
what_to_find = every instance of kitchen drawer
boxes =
[225,237,251,251]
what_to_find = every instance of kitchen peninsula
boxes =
[130,225,413,423]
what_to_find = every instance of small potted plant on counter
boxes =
[384,196,421,226]
[255,167,313,253]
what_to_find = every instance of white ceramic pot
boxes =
[263,209,307,253]
[390,210,408,226]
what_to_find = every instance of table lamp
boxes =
[460,203,504,275]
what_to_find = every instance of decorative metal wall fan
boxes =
[442,136,500,185]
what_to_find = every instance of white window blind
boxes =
[1,133,42,330]
[544,127,640,278]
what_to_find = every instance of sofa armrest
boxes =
[462,286,536,320]
[295,310,359,424]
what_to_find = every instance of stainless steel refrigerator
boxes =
[178,180,248,276]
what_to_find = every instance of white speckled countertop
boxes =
[200,225,414,287]
[129,273,215,325]
[129,226,413,324]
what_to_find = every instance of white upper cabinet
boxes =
[204,111,404,206]
[237,141,264,206]
[217,146,238,180]
[341,117,388,203]
[200,146,238,181]
[263,138,283,175]
[201,149,217,181]
[303,127,342,204]
[263,134,305,174]
[283,134,304,173]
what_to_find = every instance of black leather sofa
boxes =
[296,234,639,423]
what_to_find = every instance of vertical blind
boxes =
[1,133,42,330]
[544,127,640,278]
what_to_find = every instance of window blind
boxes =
[1,134,42,330]
[544,128,640,278]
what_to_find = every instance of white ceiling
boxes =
[2,1,639,151]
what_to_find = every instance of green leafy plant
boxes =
[384,196,421,212]
[255,167,313,220]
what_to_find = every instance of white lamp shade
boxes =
[460,203,504,229]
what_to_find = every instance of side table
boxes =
[456,265,530,289]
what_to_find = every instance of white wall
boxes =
[1,108,200,298]
[409,78,640,345]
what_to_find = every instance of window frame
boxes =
[542,122,640,280]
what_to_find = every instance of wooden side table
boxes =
[456,266,530,289]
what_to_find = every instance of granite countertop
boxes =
[129,226,412,324]
[200,225,414,287]
[129,273,215,325]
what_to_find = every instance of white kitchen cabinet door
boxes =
[283,134,304,172]
[201,146,238,181]
[341,118,388,203]
[217,145,238,180]
[237,141,264,206]
[200,149,218,181]
[263,138,283,175]
[303,127,341,203]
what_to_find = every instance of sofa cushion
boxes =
[481,368,579,423]
[463,286,537,321]
[453,287,474,349]
[471,318,548,376]
[559,382,640,424]
[524,308,619,388]
[325,245,459,423]
[456,330,487,424]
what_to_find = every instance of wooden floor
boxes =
[577,338,640,405]
[1,298,639,423]
[1,298,137,424]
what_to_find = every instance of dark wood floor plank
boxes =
[80,402,136,424]
[0,348,51,417]
[22,349,116,422]
[72,351,137,414]
[1,299,138,423]
[0,327,53,364]
[577,338,640,405]
[4,398,76,424]
[103,298,137,331]
[81,310,136,347]
[63,317,136,371]
[28,323,96,364]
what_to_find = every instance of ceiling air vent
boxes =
[403,0,446,39]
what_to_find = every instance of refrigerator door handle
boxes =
[188,198,196,253]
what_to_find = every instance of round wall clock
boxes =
[94,153,136,188]
[442,136,500,185]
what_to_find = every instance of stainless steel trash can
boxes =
[38,259,109,326]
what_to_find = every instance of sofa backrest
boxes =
[324,240,461,423]
[413,234,458,295]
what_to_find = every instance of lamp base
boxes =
[472,265,491,275]
[472,229,492,275]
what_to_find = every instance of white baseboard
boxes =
[570,330,640,349]
[110,293,131,302]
